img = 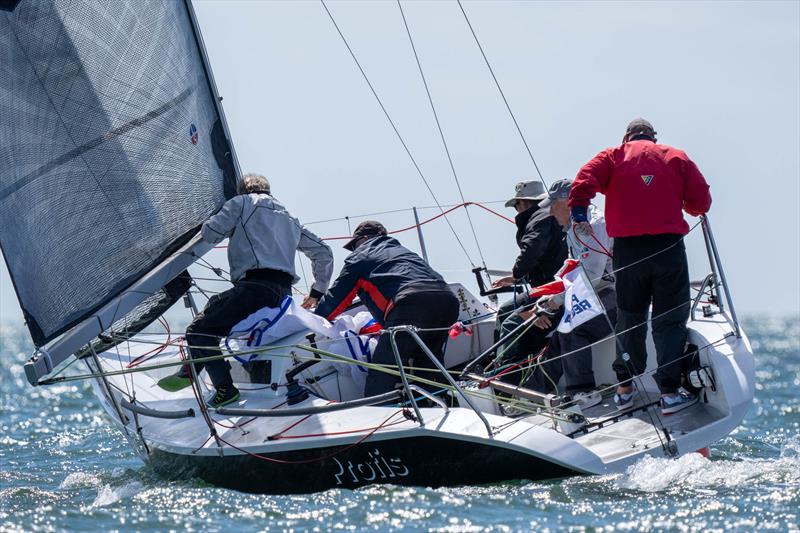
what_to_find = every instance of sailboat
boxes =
[0,0,754,494]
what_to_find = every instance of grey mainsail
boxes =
[0,0,237,377]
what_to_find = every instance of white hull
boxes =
[87,289,754,493]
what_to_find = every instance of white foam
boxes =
[60,472,102,490]
[87,481,143,508]
[0,436,29,446]
[780,434,800,458]
[618,438,800,493]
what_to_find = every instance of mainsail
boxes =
[0,0,237,375]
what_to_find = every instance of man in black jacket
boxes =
[492,180,567,367]
[315,221,460,397]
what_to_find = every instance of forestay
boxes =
[0,1,237,354]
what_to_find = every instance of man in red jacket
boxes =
[568,118,711,415]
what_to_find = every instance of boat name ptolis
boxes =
[332,448,409,485]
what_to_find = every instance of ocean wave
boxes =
[619,435,800,492]
[86,481,144,509]
[60,472,103,490]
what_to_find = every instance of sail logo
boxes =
[563,293,593,326]
[641,174,654,186]
[332,448,409,485]
[189,123,198,145]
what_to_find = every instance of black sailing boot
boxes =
[206,384,240,408]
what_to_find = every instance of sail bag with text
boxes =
[0,0,237,346]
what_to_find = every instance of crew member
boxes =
[159,173,333,407]
[492,180,567,366]
[314,221,459,397]
[569,118,711,414]
[521,178,616,409]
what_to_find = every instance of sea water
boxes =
[1,316,798,532]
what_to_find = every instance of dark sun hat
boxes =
[625,118,657,140]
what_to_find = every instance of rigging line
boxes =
[180,343,221,446]
[579,262,668,451]
[543,336,730,411]
[57,343,589,421]
[456,0,547,190]
[306,205,413,225]
[297,255,311,296]
[319,0,475,267]
[323,201,513,240]
[489,297,700,381]
[418,199,505,209]
[586,220,703,285]
[397,0,488,270]
[304,199,506,225]
[194,255,231,280]
[214,410,407,465]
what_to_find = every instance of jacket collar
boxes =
[514,203,540,229]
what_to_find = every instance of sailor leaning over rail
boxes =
[313,220,459,397]
[159,173,333,407]
[518,178,616,409]
[492,180,568,370]
[569,118,712,415]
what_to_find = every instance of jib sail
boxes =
[0,0,238,378]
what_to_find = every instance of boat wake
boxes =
[60,469,146,510]
[87,481,145,509]
[618,435,800,493]
[59,472,103,490]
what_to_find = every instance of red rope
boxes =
[212,201,514,248]
[170,336,408,461]
[480,346,548,388]
[215,410,407,465]
[324,201,513,240]
[213,400,290,430]
[127,318,177,368]
[179,343,221,436]
[571,223,613,258]
[266,402,336,440]
[470,201,515,224]
[269,417,408,440]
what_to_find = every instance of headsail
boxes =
[0,1,237,372]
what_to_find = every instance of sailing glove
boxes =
[570,206,588,223]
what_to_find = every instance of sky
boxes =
[1,0,799,328]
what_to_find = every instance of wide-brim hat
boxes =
[343,220,388,251]
[505,180,548,207]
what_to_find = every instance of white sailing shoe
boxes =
[572,390,602,409]
[614,382,637,410]
[660,390,698,415]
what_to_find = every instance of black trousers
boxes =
[611,235,690,394]
[495,293,560,370]
[524,288,616,394]
[494,292,534,344]
[364,290,460,397]
[186,276,290,389]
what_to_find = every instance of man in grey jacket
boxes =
[522,178,616,408]
[159,173,333,407]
